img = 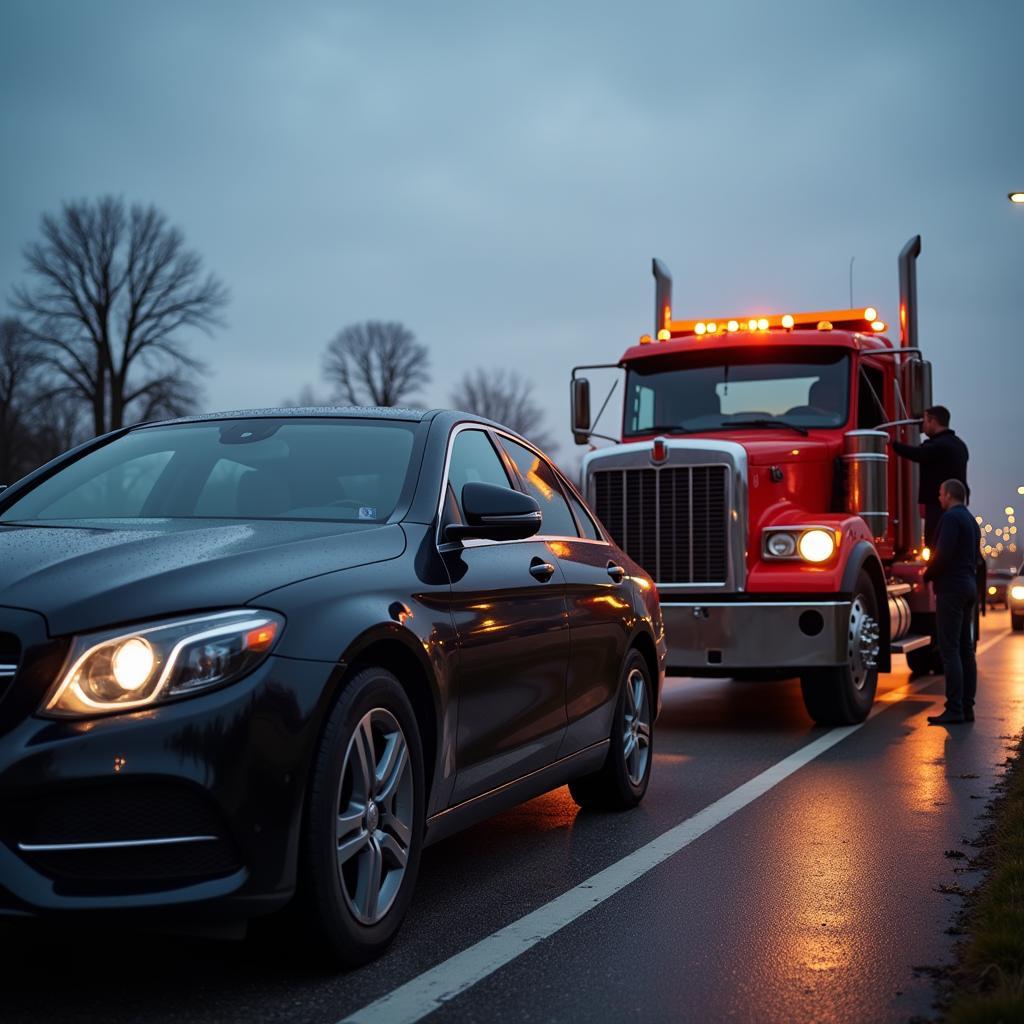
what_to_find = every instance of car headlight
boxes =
[766,532,797,558]
[989,586,998,596]
[798,529,837,563]
[1011,585,1024,602]
[42,610,284,718]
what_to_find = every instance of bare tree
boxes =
[450,368,557,453]
[323,321,429,407]
[12,196,227,436]
[0,317,81,482]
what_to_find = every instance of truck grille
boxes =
[593,465,729,584]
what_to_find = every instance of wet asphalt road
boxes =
[2,612,1022,1024]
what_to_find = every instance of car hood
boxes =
[0,518,406,636]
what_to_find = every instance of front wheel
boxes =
[569,650,653,810]
[299,666,424,968]
[800,572,881,725]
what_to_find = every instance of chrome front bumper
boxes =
[661,600,852,673]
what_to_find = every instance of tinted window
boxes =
[499,437,579,538]
[565,487,603,540]
[447,430,512,517]
[858,365,886,428]
[0,419,416,524]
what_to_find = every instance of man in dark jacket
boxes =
[924,479,982,725]
[892,405,969,547]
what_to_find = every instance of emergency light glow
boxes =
[781,314,795,329]
[727,320,739,332]
[655,306,887,340]
[707,322,718,333]
[864,307,878,321]
[694,322,707,335]
[757,318,769,331]
[657,328,671,341]
[871,320,886,332]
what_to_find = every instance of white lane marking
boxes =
[341,631,1012,1024]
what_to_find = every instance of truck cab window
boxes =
[857,365,886,428]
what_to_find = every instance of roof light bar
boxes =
[656,307,887,341]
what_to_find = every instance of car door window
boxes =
[446,429,513,519]
[498,437,579,538]
[564,486,603,541]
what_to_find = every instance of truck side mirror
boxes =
[571,378,591,445]
[903,358,933,419]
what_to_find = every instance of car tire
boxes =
[800,571,881,725]
[1013,615,1024,633]
[569,649,653,811]
[299,666,425,968]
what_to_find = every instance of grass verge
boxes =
[943,730,1024,1023]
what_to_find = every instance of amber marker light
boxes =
[657,328,671,341]
[727,320,739,332]
[639,334,653,344]
[757,318,769,331]
[871,320,886,332]
[922,546,931,562]
[245,622,279,652]
[864,307,878,321]
[695,322,707,335]
[781,314,795,329]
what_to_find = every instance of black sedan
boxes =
[0,407,664,965]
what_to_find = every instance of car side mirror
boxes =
[571,378,591,445]
[444,482,542,543]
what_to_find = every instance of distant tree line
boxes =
[2,195,559,485]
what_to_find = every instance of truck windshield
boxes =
[624,351,851,436]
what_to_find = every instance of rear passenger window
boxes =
[447,430,512,518]
[565,488,603,541]
[498,437,579,538]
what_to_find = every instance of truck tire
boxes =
[799,571,881,725]
[569,649,653,811]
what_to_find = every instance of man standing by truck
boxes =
[891,405,969,547]
[924,479,981,725]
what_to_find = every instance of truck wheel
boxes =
[800,571,881,725]
[569,650,653,811]
[299,666,425,968]
[1013,615,1024,633]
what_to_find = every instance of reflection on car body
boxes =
[0,407,664,966]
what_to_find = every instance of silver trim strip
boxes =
[18,835,219,852]
[0,663,17,677]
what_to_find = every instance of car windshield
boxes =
[624,351,851,435]
[0,418,417,524]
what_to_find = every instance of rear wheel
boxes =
[569,650,653,811]
[299,666,424,968]
[800,571,881,725]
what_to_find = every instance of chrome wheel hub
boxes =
[335,708,414,925]
[848,596,880,691]
[622,668,651,786]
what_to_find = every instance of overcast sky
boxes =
[2,0,1022,532]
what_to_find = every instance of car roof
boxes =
[140,406,441,427]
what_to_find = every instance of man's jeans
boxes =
[935,586,978,717]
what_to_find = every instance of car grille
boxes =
[593,465,729,584]
[0,631,20,705]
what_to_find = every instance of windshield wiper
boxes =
[725,419,810,436]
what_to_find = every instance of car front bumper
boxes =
[0,649,337,920]
[660,598,852,674]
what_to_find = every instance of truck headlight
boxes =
[1011,585,1024,602]
[42,610,284,718]
[766,532,797,558]
[798,529,837,563]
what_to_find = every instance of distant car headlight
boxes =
[798,529,837,563]
[1011,585,1024,602]
[988,586,998,596]
[42,610,284,718]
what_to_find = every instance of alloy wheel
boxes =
[622,668,651,786]
[335,707,415,925]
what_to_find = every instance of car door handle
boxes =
[606,563,626,583]
[529,558,556,582]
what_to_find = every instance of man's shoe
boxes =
[965,708,975,722]
[928,711,965,725]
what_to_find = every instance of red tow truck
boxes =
[571,237,937,724]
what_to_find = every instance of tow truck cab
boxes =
[571,236,938,725]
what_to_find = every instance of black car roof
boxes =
[143,406,441,427]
